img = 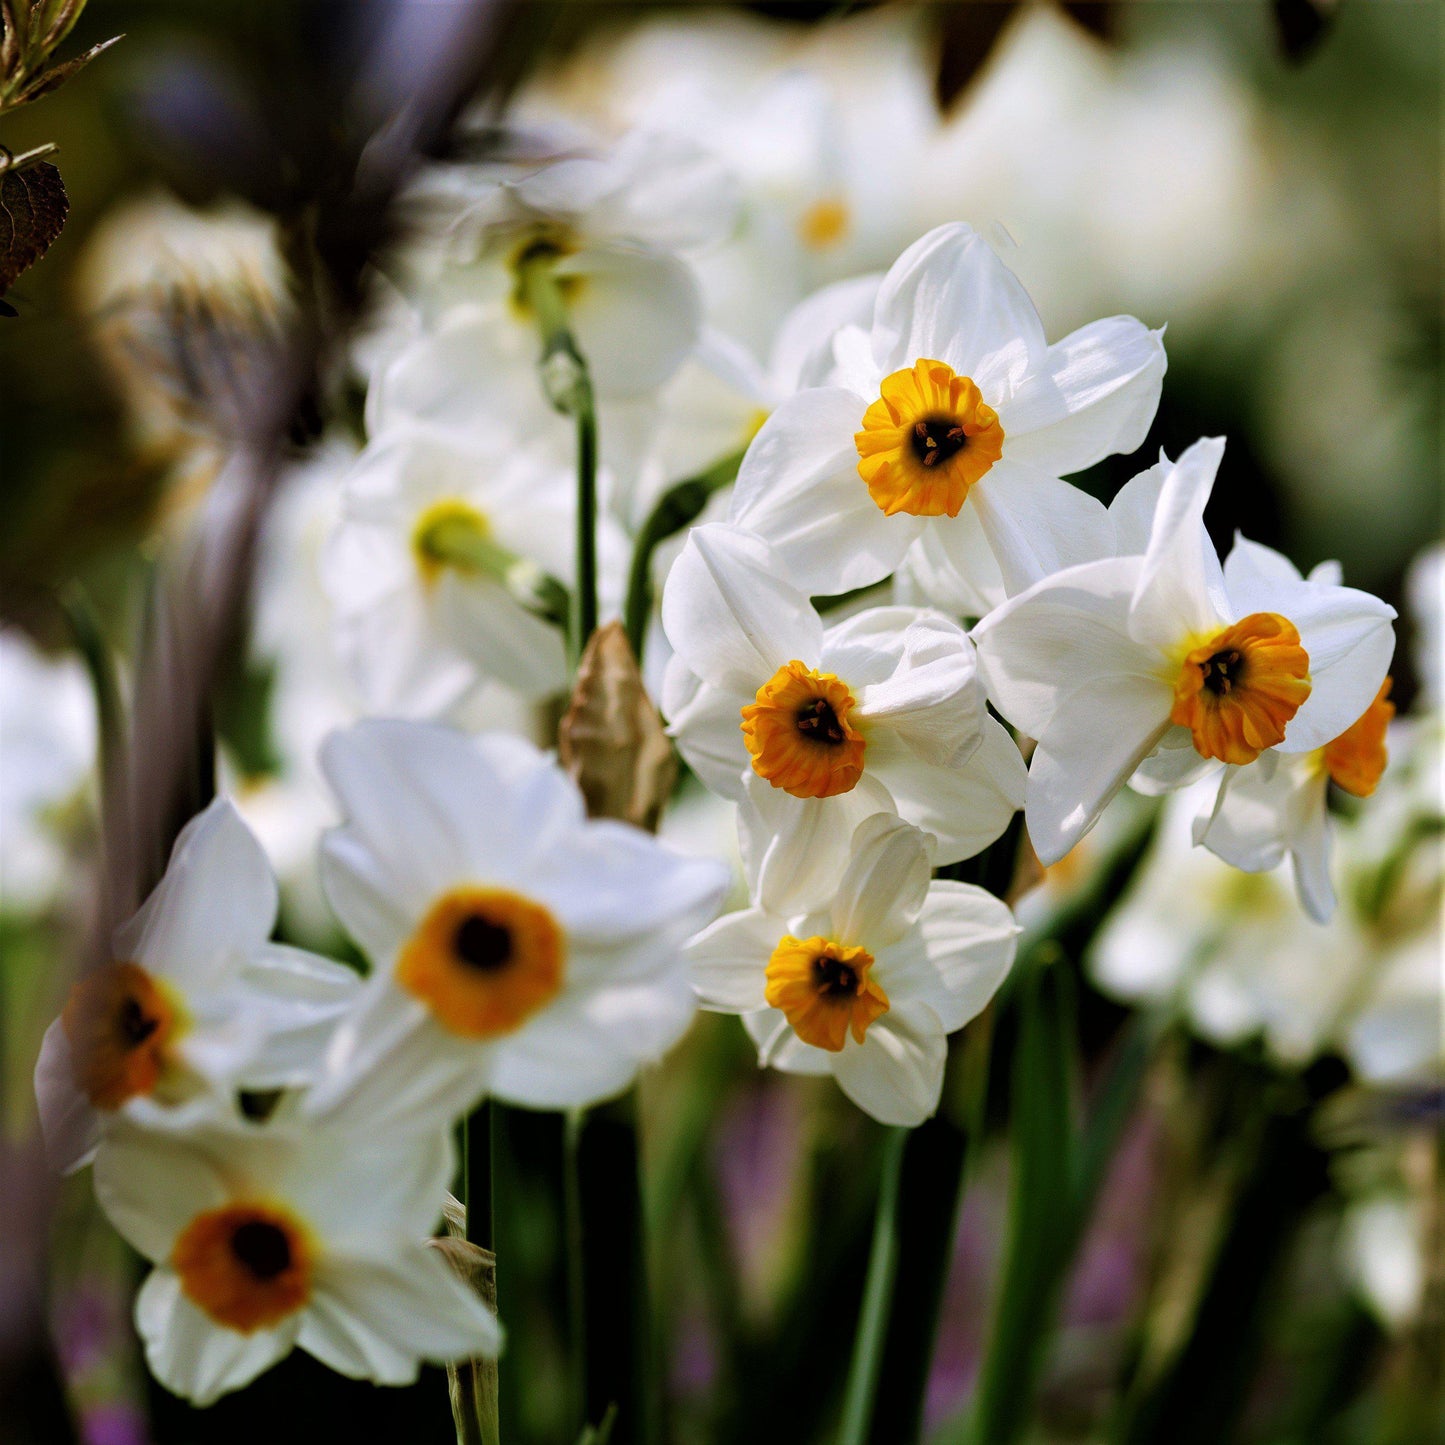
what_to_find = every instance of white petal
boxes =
[663,666,750,802]
[431,570,567,701]
[114,799,277,989]
[687,909,779,1013]
[238,945,361,1088]
[999,318,1166,476]
[832,1004,947,1127]
[1128,438,1231,651]
[738,770,895,916]
[829,815,934,948]
[557,242,702,397]
[1129,727,1220,795]
[871,224,1045,397]
[1108,454,1172,557]
[93,1123,230,1262]
[137,1270,296,1407]
[1289,791,1337,924]
[972,556,1148,741]
[728,389,919,594]
[770,274,882,393]
[870,715,1026,866]
[661,523,822,692]
[33,1020,100,1175]
[1027,676,1174,866]
[741,1007,832,1076]
[968,463,1115,597]
[906,509,1006,617]
[303,1244,500,1384]
[826,608,985,769]
[885,882,1018,1032]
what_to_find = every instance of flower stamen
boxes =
[741,662,865,799]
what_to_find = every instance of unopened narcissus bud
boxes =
[558,621,676,831]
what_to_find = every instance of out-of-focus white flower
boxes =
[34,800,359,1173]
[388,127,738,399]
[1407,543,1442,710]
[308,721,729,1125]
[1193,677,1395,922]
[0,628,95,915]
[324,427,619,716]
[661,524,1024,912]
[974,438,1396,864]
[728,223,1165,611]
[689,814,1016,1125]
[93,1103,498,1406]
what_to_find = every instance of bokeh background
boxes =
[1,3,1440,1443]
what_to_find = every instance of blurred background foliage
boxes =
[1,3,1439,1444]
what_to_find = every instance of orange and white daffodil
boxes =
[305,721,729,1126]
[660,524,1026,913]
[725,222,1166,610]
[324,426,625,718]
[687,814,1017,1125]
[92,1103,499,1406]
[972,437,1396,867]
[390,126,739,399]
[34,800,360,1174]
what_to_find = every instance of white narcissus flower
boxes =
[661,524,1026,913]
[726,222,1166,612]
[973,437,1396,866]
[688,814,1017,1125]
[394,127,739,398]
[34,800,360,1174]
[308,721,729,1125]
[324,426,627,717]
[1192,675,1395,922]
[94,1105,498,1406]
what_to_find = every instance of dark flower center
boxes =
[231,1221,292,1280]
[453,915,514,972]
[117,995,160,1048]
[796,697,847,745]
[911,416,968,468]
[1202,648,1245,697]
[813,952,861,997]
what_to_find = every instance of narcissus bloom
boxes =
[93,1106,498,1405]
[1193,676,1394,922]
[688,814,1017,1124]
[661,524,1025,912]
[727,222,1165,609]
[34,800,359,1173]
[325,426,626,716]
[308,721,728,1124]
[973,438,1396,865]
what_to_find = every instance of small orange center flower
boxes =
[765,936,889,1052]
[62,962,183,1110]
[741,662,865,799]
[173,1201,314,1333]
[1170,613,1312,765]
[397,886,565,1039]
[855,359,1005,518]
[1322,678,1393,796]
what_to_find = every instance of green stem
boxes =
[419,516,570,630]
[518,251,599,664]
[622,447,746,660]
[838,1125,909,1445]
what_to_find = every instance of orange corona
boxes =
[741,662,865,799]
[62,961,182,1110]
[396,886,565,1039]
[1171,613,1311,765]
[764,936,889,1052]
[855,358,1005,518]
[173,1202,314,1333]
[1322,678,1393,796]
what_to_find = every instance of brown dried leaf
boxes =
[430,1194,499,1445]
[558,621,676,832]
[13,31,120,105]
[0,159,67,295]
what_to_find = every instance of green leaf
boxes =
[0,158,67,296]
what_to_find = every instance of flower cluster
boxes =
[37,77,1423,1416]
